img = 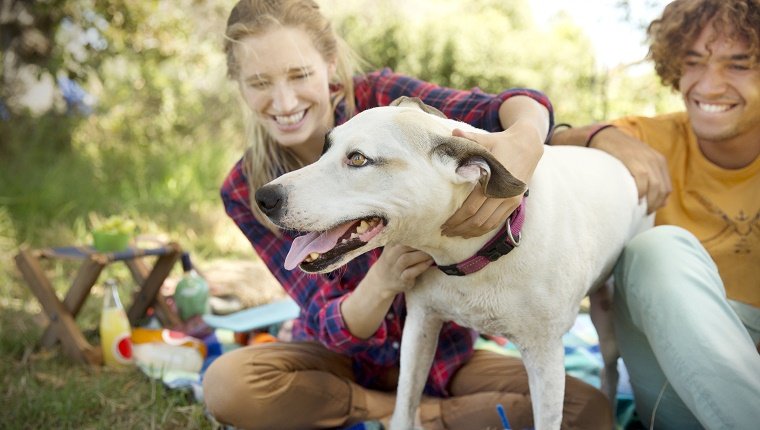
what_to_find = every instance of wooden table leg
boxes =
[125,257,182,328]
[15,250,102,365]
[126,243,182,327]
[40,256,106,347]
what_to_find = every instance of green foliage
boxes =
[328,0,680,126]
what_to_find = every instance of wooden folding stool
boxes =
[15,242,183,365]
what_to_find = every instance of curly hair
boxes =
[648,0,760,89]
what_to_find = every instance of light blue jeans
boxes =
[614,226,760,429]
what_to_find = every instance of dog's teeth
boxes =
[341,239,347,244]
[304,252,320,263]
[350,233,358,239]
[356,220,369,234]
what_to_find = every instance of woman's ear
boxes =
[327,58,337,79]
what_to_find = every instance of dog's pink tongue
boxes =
[284,221,356,270]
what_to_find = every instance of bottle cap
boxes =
[181,252,192,272]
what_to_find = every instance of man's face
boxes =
[679,24,760,144]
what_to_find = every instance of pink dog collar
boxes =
[437,196,527,277]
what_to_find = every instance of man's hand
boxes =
[442,124,542,238]
[589,127,672,213]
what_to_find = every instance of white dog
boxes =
[255,97,651,429]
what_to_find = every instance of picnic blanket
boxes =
[138,310,637,428]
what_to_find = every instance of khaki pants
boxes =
[203,341,612,430]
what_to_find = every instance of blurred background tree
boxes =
[0,0,682,264]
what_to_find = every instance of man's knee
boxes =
[616,226,710,300]
[623,225,700,269]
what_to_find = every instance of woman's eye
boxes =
[249,81,269,89]
[347,152,368,167]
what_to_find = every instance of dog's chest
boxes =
[411,272,528,336]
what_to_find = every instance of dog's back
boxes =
[409,143,650,340]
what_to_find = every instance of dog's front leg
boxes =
[390,302,443,430]
[517,336,565,430]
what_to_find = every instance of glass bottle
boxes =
[100,279,133,366]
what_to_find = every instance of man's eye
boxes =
[347,152,368,167]
[729,63,750,71]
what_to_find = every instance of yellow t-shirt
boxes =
[613,112,760,307]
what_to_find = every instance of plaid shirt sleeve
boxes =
[349,68,554,132]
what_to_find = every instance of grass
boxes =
[0,103,245,427]
[0,288,215,429]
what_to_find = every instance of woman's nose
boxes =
[271,82,298,112]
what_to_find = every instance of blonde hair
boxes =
[224,0,361,233]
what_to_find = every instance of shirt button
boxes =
[392,341,400,349]
[386,313,394,320]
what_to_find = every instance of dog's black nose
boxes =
[255,184,286,218]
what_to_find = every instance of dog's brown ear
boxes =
[434,136,526,198]
[390,96,447,119]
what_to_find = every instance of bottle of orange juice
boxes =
[100,279,133,366]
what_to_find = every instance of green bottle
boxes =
[174,252,210,321]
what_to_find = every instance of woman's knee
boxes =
[563,376,614,430]
[202,346,284,428]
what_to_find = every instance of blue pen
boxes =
[496,403,511,430]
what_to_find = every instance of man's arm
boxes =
[551,124,672,213]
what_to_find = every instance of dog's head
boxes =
[255,96,526,273]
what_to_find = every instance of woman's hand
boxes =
[367,245,434,299]
[443,95,547,238]
[589,127,672,213]
[341,245,433,339]
[442,123,543,238]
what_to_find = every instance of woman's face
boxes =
[235,26,336,157]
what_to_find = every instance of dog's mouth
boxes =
[284,216,386,272]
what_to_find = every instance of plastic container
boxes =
[174,252,210,321]
[132,343,204,374]
[131,327,207,358]
[100,279,134,366]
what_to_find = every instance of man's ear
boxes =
[390,96,447,119]
[435,136,526,198]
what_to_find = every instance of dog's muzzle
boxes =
[255,184,287,219]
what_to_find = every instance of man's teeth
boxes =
[275,111,305,125]
[698,102,731,113]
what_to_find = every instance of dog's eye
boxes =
[347,152,368,167]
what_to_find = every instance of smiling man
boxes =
[550,0,760,428]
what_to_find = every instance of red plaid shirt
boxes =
[221,68,553,396]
